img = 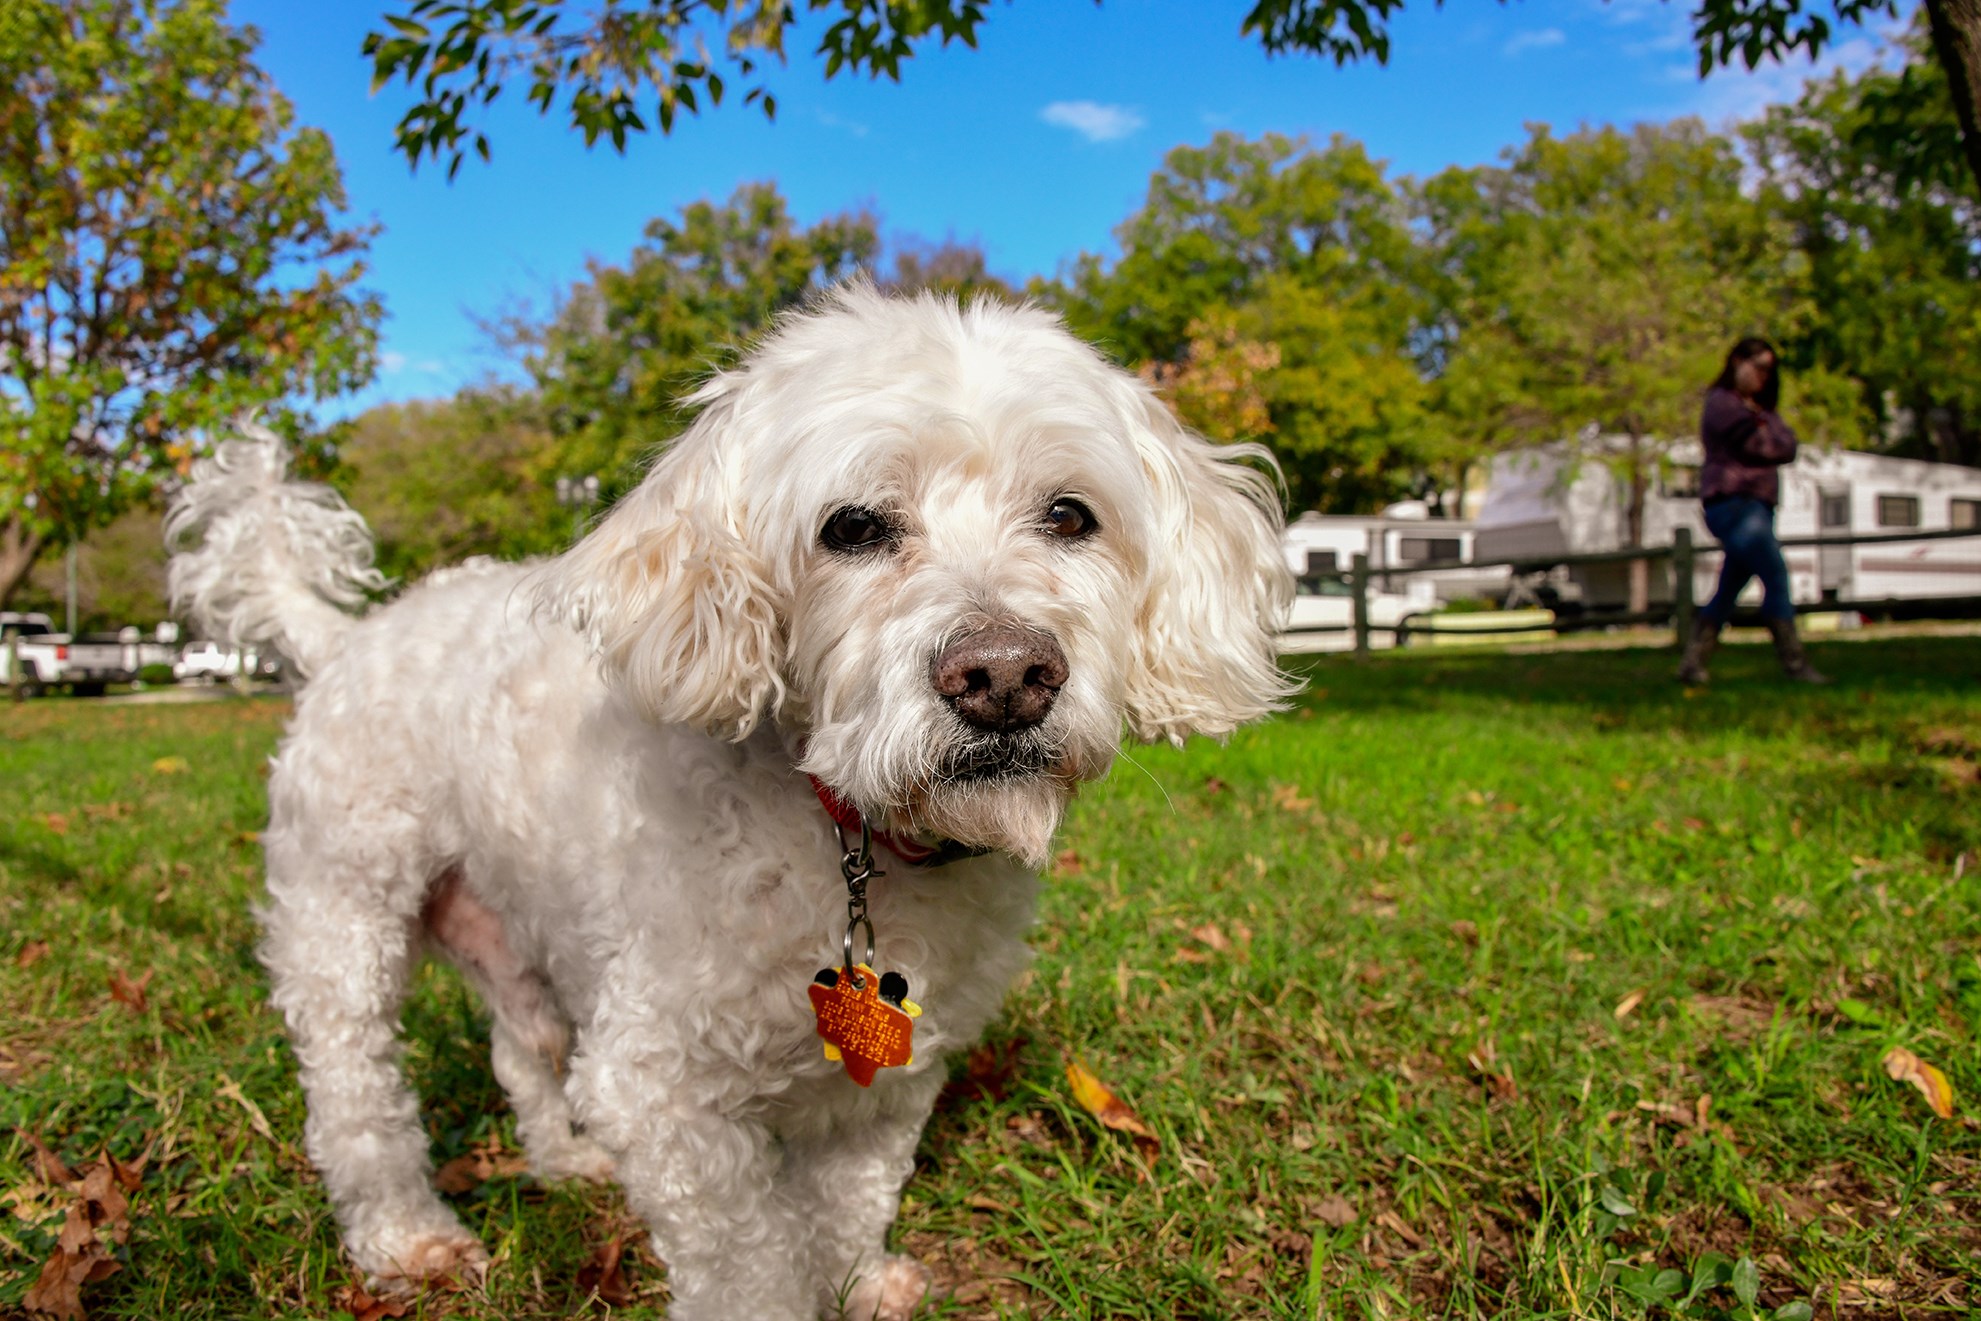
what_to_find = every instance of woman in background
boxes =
[1677,337,1829,685]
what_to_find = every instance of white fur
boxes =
[169,285,1293,1319]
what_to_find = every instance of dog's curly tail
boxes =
[165,420,386,682]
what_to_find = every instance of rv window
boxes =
[1663,465,1700,498]
[1397,536,1462,564]
[1305,549,1339,574]
[1954,499,1981,531]
[1819,493,1850,529]
[1876,495,1920,528]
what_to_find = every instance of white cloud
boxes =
[814,109,869,138]
[378,350,446,378]
[1039,100,1145,143]
[1504,28,1566,56]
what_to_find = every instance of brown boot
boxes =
[1764,616,1830,684]
[1676,616,1720,685]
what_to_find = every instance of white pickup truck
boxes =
[2,614,158,696]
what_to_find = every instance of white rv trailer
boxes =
[1281,505,1510,603]
[1472,442,1981,613]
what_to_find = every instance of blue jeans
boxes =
[1701,496,1794,624]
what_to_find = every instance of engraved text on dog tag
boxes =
[808,965,921,1087]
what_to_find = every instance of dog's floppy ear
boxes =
[533,387,784,738]
[1117,382,1297,744]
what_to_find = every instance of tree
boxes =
[508,181,878,491]
[1423,121,1811,613]
[0,0,381,608]
[1745,17,1981,465]
[1048,132,1431,513]
[335,388,567,583]
[364,0,1981,202]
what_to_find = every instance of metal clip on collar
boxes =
[833,814,884,986]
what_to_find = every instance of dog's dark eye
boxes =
[821,505,894,553]
[1042,497,1097,541]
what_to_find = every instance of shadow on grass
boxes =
[1287,634,1980,736]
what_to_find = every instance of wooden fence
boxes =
[1285,524,1981,657]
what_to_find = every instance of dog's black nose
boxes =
[932,626,1067,733]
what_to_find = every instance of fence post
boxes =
[1672,527,1694,646]
[1350,553,1371,659]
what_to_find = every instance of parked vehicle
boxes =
[2,611,64,697]
[1473,442,1981,613]
[173,640,264,683]
[1280,574,1432,653]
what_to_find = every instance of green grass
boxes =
[2,634,1977,1319]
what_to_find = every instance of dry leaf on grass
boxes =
[1882,1046,1955,1119]
[1449,919,1480,946]
[434,1134,531,1194]
[1065,1059,1158,1165]
[106,969,152,1013]
[16,940,52,969]
[150,756,188,775]
[1203,776,1229,795]
[577,1235,634,1307]
[40,813,69,836]
[1051,848,1083,875]
[330,1282,412,1321]
[1309,1194,1358,1228]
[22,1150,146,1320]
[1613,989,1647,1020]
[1270,783,1314,812]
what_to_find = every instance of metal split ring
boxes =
[843,915,875,980]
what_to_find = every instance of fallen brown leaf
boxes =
[434,1134,530,1194]
[1449,919,1480,946]
[331,1282,412,1321]
[1173,947,1212,964]
[22,1132,74,1184]
[1052,848,1083,875]
[39,813,68,836]
[22,1150,142,1320]
[1189,922,1232,953]
[106,969,152,1013]
[1883,1046,1955,1119]
[16,940,51,969]
[577,1235,633,1307]
[1309,1194,1358,1228]
[1203,776,1229,795]
[1613,989,1646,1020]
[1065,1059,1158,1165]
[1270,783,1314,812]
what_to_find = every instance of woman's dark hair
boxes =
[1711,336,1780,411]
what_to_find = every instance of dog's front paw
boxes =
[840,1254,933,1321]
[359,1225,490,1294]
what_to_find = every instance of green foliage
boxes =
[362,0,1980,204]
[3,636,1977,1316]
[1745,16,1981,466]
[333,389,570,582]
[511,181,879,492]
[362,0,1000,176]
[1049,132,1432,512]
[0,0,381,607]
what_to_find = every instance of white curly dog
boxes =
[167,285,1292,1320]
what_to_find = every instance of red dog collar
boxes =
[807,776,986,869]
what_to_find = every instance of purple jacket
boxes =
[1699,386,1797,506]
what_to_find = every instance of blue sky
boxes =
[229,0,1910,415]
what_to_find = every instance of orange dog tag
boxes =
[808,964,922,1087]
